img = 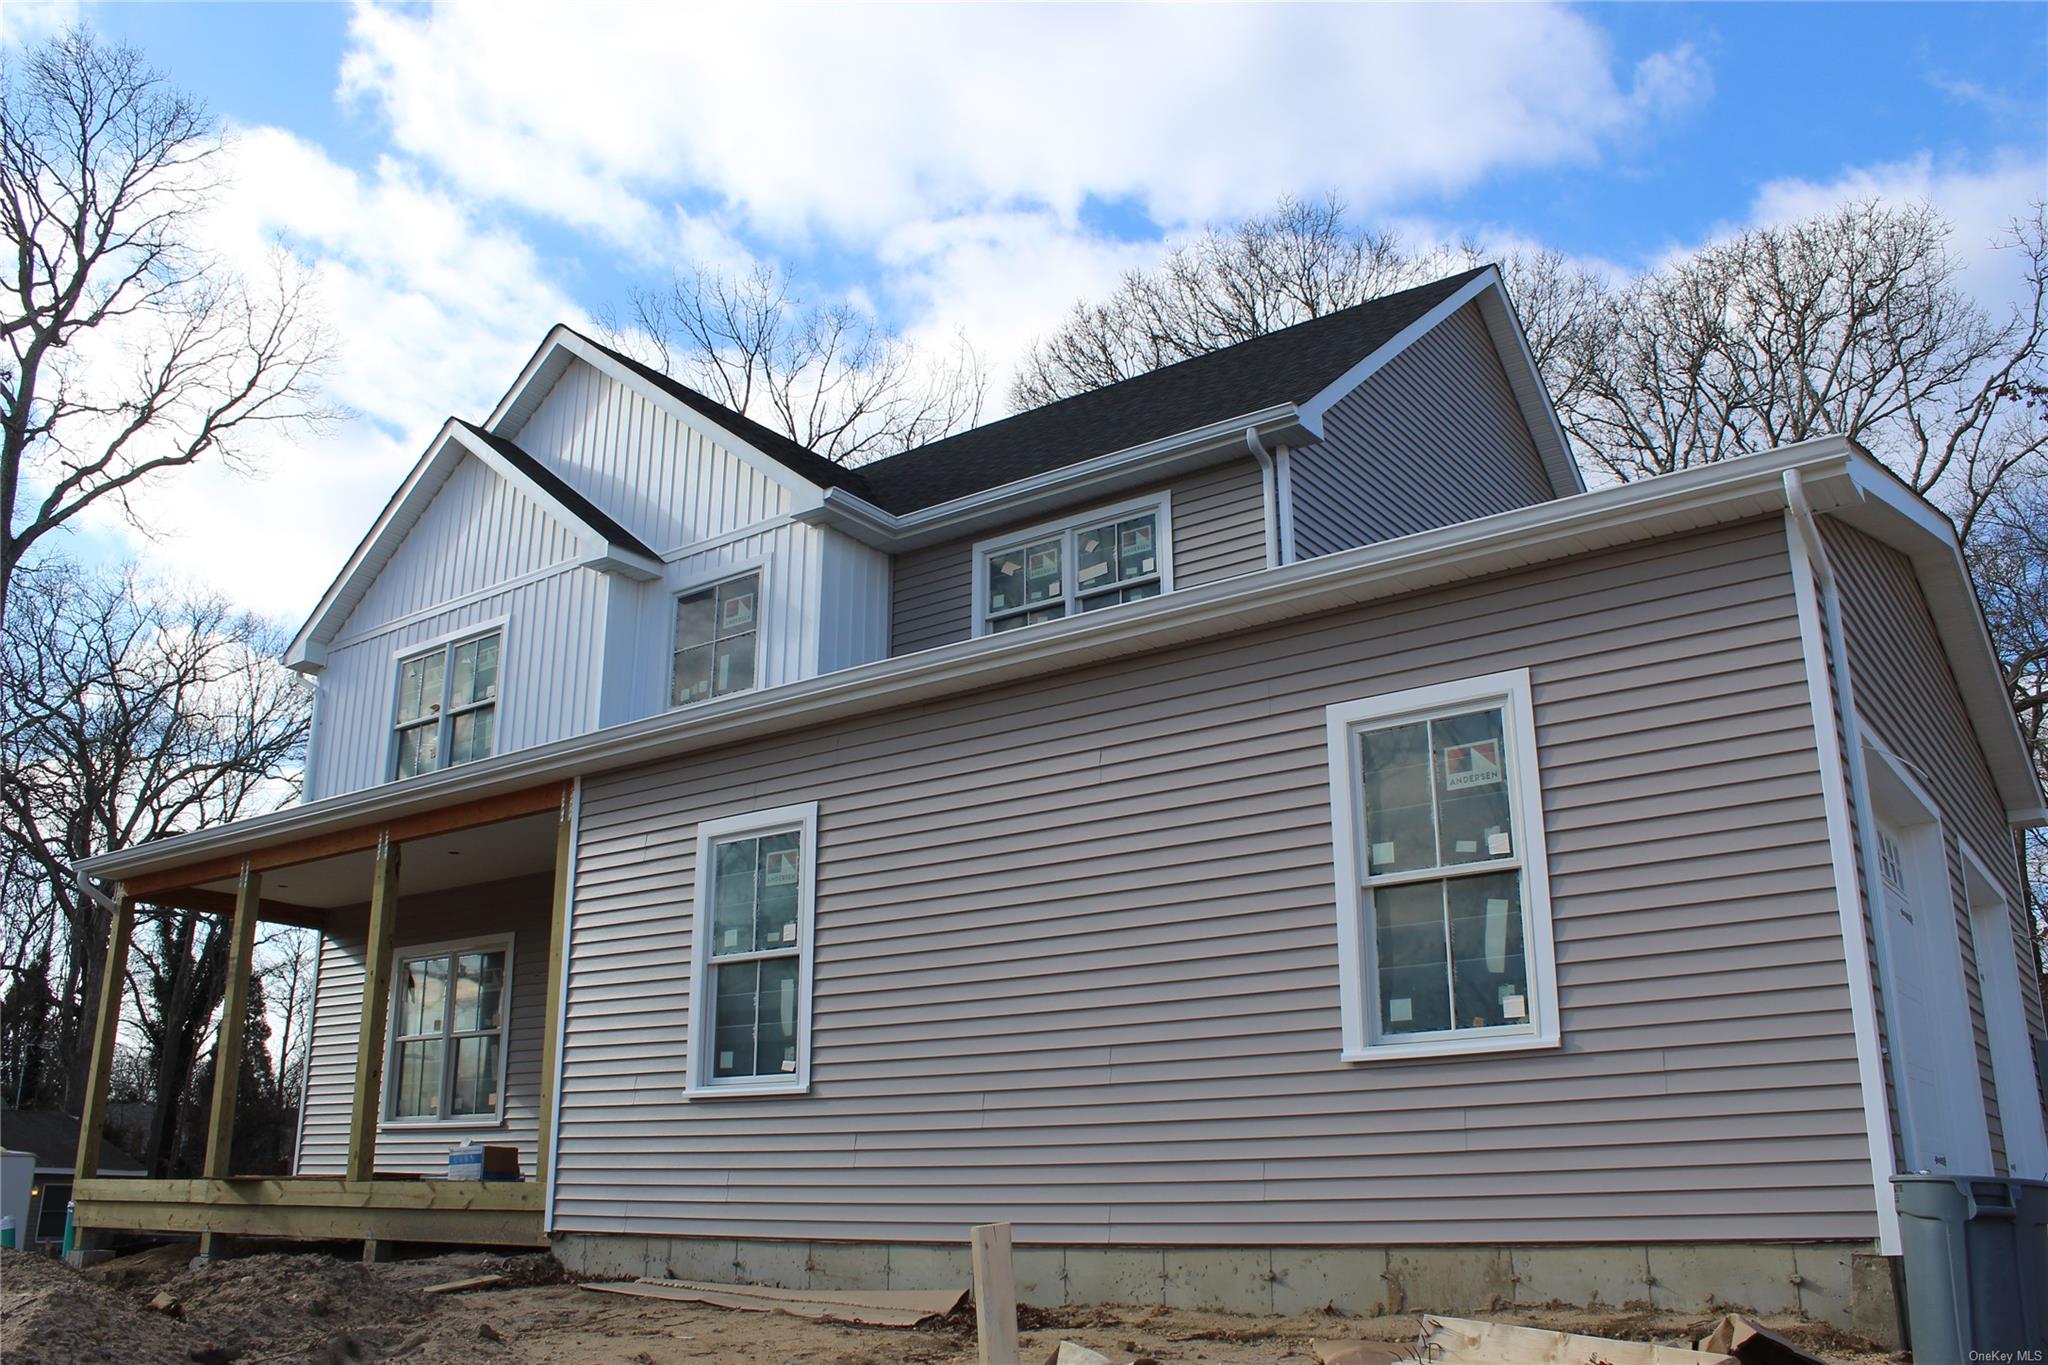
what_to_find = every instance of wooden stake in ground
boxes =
[969,1222,1019,1365]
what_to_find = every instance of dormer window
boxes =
[973,494,1172,636]
[393,629,501,779]
[672,572,760,706]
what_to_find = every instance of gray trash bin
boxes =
[1894,1175,2047,1363]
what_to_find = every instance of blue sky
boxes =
[7,1,2045,618]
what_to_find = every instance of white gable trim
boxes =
[487,327,828,512]
[285,421,659,673]
[1295,268,1586,500]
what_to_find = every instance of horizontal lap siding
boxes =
[294,875,553,1178]
[1292,301,1556,557]
[555,518,1875,1245]
[1823,518,2045,1172]
[889,458,1268,656]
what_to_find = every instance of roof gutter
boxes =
[800,403,1313,549]
[81,437,1887,885]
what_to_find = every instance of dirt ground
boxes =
[0,1244,1905,1365]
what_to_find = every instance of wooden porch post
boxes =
[346,832,400,1183]
[534,784,574,1190]
[201,863,263,1180]
[73,893,136,1182]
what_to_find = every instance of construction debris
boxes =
[419,1274,507,1296]
[1038,1344,1165,1365]
[148,1290,183,1318]
[580,1277,966,1327]
[1417,1315,1742,1365]
[1697,1314,1833,1365]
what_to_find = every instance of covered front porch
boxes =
[70,784,575,1257]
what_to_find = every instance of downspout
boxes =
[1784,469,1907,1252]
[1245,428,1282,569]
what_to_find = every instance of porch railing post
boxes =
[346,832,400,1183]
[73,892,136,1182]
[201,862,263,1180]
[534,783,574,1191]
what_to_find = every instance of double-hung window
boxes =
[393,630,501,780]
[974,496,1170,635]
[688,802,817,1095]
[387,938,512,1122]
[672,572,760,707]
[1325,670,1558,1060]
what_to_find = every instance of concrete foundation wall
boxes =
[551,1232,1899,1344]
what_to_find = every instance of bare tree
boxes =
[604,262,985,466]
[1572,202,2047,535]
[1,29,334,621]
[0,558,308,1122]
[1012,196,1418,409]
[1020,193,2048,943]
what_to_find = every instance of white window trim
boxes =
[686,801,819,1098]
[380,932,516,1129]
[668,562,769,711]
[387,618,509,782]
[969,492,1174,637]
[1325,668,1560,1062]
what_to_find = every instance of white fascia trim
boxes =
[286,420,657,673]
[1472,281,1587,497]
[530,330,828,512]
[1832,460,2044,824]
[444,424,662,582]
[287,423,466,672]
[82,437,1878,883]
[1296,271,1498,435]
[803,403,1306,548]
[1783,477,1904,1255]
[683,800,819,1099]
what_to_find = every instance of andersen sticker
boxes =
[1442,739,1503,790]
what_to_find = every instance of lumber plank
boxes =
[74,896,136,1182]
[347,836,400,1182]
[201,865,262,1179]
[971,1221,1019,1365]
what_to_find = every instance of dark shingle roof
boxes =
[563,267,1486,518]
[0,1108,145,1171]
[458,420,661,561]
[852,268,1488,514]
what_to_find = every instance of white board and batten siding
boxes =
[889,456,1268,656]
[307,354,890,798]
[294,875,553,1177]
[1822,518,2047,1174]
[1291,301,1558,557]
[553,517,1877,1247]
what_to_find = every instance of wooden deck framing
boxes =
[72,1177,546,1247]
[70,780,575,1254]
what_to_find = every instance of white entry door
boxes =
[1875,815,1991,1174]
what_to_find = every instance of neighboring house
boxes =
[0,1110,145,1246]
[64,267,2045,1335]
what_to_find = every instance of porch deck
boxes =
[72,1175,546,1248]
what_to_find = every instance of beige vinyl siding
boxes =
[554,517,1876,1245]
[294,874,552,1177]
[1291,301,1556,558]
[1821,517,2045,1174]
[889,457,1267,656]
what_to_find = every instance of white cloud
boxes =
[1747,149,2046,306]
[0,1,84,48]
[336,1,1705,248]
[73,125,586,621]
